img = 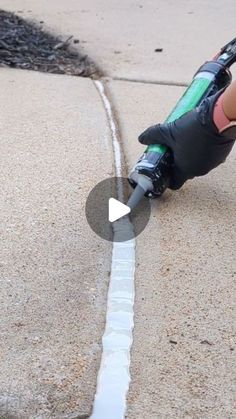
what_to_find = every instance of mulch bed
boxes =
[0,10,99,77]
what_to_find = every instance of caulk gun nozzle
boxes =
[127,184,147,210]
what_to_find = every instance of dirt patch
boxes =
[0,10,100,77]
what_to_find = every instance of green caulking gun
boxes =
[127,38,236,209]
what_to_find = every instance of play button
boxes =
[85,177,151,242]
[108,198,130,222]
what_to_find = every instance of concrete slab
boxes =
[108,80,236,418]
[0,2,236,417]
[0,69,113,418]
[1,1,236,83]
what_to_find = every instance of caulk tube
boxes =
[127,172,153,209]
[128,60,232,200]
[166,61,232,123]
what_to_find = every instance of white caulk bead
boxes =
[91,81,136,419]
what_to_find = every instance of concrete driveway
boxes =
[1,0,236,82]
[0,1,235,418]
[108,80,236,418]
[0,69,113,418]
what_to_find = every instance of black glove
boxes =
[138,90,235,189]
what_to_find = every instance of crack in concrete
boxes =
[91,80,136,419]
[106,76,188,87]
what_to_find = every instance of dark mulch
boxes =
[0,10,99,77]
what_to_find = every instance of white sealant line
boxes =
[90,80,136,419]
[94,80,123,202]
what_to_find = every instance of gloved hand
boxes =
[138,90,235,189]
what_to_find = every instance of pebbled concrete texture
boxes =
[0,1,236,418]
[108,80,236,418]
[0,69,113,418]
[1,0,236,83]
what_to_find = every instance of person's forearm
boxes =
[222,80,236,120]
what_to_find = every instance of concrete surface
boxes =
[0,1,236,418]
[108,80,236,418]
[1,0,236,83]
[0,69,113,418]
